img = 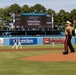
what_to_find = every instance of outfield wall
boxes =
[0,36,75,46]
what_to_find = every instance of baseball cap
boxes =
[66,21,71,25]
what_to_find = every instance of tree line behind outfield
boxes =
[0,3,76,30]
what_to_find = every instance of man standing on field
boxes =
[18,38,22,49]
[52,39,55,47]
[12,38,18,49]
[63,20,76,54]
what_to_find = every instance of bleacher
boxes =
[0,29,63,37]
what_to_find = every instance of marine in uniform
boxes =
[63,20,76,54]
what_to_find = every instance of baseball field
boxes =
[0,44,76,75]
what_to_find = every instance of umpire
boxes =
[63,20,76,54]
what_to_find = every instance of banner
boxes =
[0,38,3,46]
[43,38,50,44]
[50,38,64,44]
[10,38,37,45]
[43,38,64,44]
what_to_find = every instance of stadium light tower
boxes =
[52,14,54,29]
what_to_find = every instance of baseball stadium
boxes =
[0,11,76,75]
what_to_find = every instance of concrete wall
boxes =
[0,36,75,46]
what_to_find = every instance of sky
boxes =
[0,0,76,12]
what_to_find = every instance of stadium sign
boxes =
[10,38,37,45]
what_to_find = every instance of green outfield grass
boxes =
[0,44,76,49]
[0,44,76,75]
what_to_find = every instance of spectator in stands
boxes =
[12,38,18,49]
[18,38,22,49]
[63,20,76,54]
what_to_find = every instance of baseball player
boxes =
[12,38,18,49]
[52,39,55,47]
[63,20,76,54]
[18,38,22,49]
[0,38,3,46]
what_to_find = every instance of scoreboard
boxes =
[15,13,52,30]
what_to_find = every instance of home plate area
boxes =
[20,52,76,62]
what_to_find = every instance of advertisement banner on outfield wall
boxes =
[43,38,64,44]
[0,38,3,46]
[10,38,37,45]
[43,38,50,44]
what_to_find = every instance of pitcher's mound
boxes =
[20,52,76,62]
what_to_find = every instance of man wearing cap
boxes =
[18,38,22,49]
[63,20,76,54]
[12,38,18,49]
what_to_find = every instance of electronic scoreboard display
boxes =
[15,13,52,29]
